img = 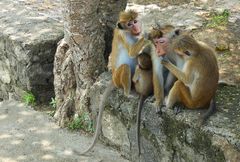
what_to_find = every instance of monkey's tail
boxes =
[80,80,115,155]
[199,95,216,125]
[137,95,147,156]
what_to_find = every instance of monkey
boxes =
[142,24,184,114]
[79,10,147,155]
[132,53,153,156]
[161,34,219,124]
[108,10,148,97]
[132,25,182,156]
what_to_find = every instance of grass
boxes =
[206,9,230,28]
[23,92,36,106]
[68,113,94,133]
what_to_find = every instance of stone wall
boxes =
[88,73,240,162]
[0,0,63,103]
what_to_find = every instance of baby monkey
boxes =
[133,52,153,156]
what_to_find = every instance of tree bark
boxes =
[54,0,127,127]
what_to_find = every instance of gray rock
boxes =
[0,0,63,102]
[88,72,240,162]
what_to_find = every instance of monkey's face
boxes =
[126,19,141,36]
[117,19,141,36]
[153,37,169,57]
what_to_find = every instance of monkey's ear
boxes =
[117,22,125,29]
[184,50,191,56]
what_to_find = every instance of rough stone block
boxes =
[0,1,63,103]
[88,72,240,162]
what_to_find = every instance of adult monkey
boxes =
[79,10,147,155]
[133,25,183,156]
[162,34,219,124]
[146,24,184,113]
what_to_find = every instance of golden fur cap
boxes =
[119,10,138,22]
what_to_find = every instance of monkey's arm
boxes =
[119,33,150,57]
[132,67,140,83]
[161,59,190,85]
[128,38,151,57]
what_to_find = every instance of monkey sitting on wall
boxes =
[79,10,147,155]
[132,24,182,156]
[161,34,219,124]
[141,24,184,114]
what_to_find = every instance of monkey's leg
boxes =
[153,72,164,114]
[167,80,195,108]
[177,81,199,109]
[164,72,176,95]
[113,64,131,96]
[166,81,181,109]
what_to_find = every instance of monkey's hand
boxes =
[161,57,169,65]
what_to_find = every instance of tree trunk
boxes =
[54,0,127,127]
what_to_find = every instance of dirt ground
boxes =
[0,101,128,162]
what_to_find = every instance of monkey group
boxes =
[80,10,219,156]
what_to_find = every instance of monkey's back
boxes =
[190,44,219,107]
[133,66,153,96]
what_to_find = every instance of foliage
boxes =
[49,97,56,109]
[47,97,56,117]
[47,110,55,117]
[206,9,230,28]
[23,92,36,106]
[68,113,94,133]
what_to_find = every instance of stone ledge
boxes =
[0,0,63,102]
[88,72,240,162]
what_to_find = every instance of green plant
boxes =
[68,113,94,133]
[47,110,55,117]
[207,9,230,28]
[49,97,56,109]
[23,92,36,106]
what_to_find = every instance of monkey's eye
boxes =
[184,51,191,56]
[127,22,132,27]
[133,20,138,24]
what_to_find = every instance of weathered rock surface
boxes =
[0,0,63,102]
[89,73,240,162]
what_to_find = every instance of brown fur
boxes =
[162,34,219,110]
[132,53,153,156]
[147,25,177,111]
[108,10,147,96]
[119,10,138,23]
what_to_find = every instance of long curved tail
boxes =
[199,95,216,125]
[80,80,115,155]
[137,95,147,156]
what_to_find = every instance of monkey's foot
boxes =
[173,106,182,115]
[155,104,166,115]
[155,107,162,115]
